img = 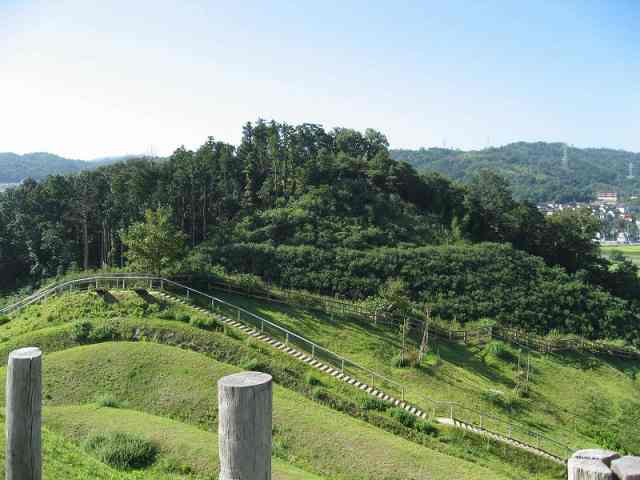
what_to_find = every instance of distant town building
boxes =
[597,192,618,204]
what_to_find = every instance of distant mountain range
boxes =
[0,152,141,183]
[391,142,640,203]
[4,143,640,203]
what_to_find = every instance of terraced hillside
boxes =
[203,287,640,455]
[0,288,565,479]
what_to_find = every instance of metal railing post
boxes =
[286,332,289,345]
[312,344,315,359]
[341,359,344,373]
[450,405,453,420]
[261,319,264,332]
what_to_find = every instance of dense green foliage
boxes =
[121,207,187,275]
[1,120,639,343]
[205,242,639,343]
[392,142,640,203]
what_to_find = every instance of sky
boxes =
[1,0,638,159]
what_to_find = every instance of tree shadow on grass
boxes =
[212,288,402,349]
[95,289,118,305]
[434,341,516,388]
[133,288,159,305]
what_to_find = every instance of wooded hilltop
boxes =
[2,120,639,345]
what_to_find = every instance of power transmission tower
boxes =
[562,144,569,171]
[628,160,634,179]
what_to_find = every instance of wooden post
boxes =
[611,456,640,480]
[218,372,272,480]
[6,347,42,480]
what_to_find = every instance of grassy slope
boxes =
[0,341,511,480]
[0,424,185,480]
[0,290,566,478]
[44,405,322,480]
[208,289,640,449]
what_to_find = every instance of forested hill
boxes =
[391,142,640,203]
[0,152,135,182]
[3,120,640,346]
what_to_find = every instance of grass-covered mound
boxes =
[207,289,640,453]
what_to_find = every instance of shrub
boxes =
[481,389,505,405]
[71,320,94,342]
[389,407,416,428]
[189,316,222,331]
[481,389,520,412]
[240,358,261,371]
[224,326,242,340]
[415,420,438,435]
[90,322,118,342]
[304,371,322,386]
[157,457,193,475]
[83,432,158,470]
[360,397,390,412]
[311,386,330,402]
[157,310,176,320]
[481,341,513,362]
[391,350,419,368]
[176,313,190,323]
[0,315,9,326]
[95,394,127,409]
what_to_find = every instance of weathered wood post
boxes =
[568,449,619,480]
[6,347,42,480]
[218,372,272,480]
[611,456,640,480]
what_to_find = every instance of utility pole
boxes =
[419,305,431,362]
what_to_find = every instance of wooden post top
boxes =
[9,347,42,360]
[218,371,272,389]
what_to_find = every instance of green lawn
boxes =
[44,405,322,480]
[601,245,640,266]
[207,289,640,452]
[0,424,186,480]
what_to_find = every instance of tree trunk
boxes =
[82,217,89,270]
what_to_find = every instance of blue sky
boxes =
[1,0,638,158]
